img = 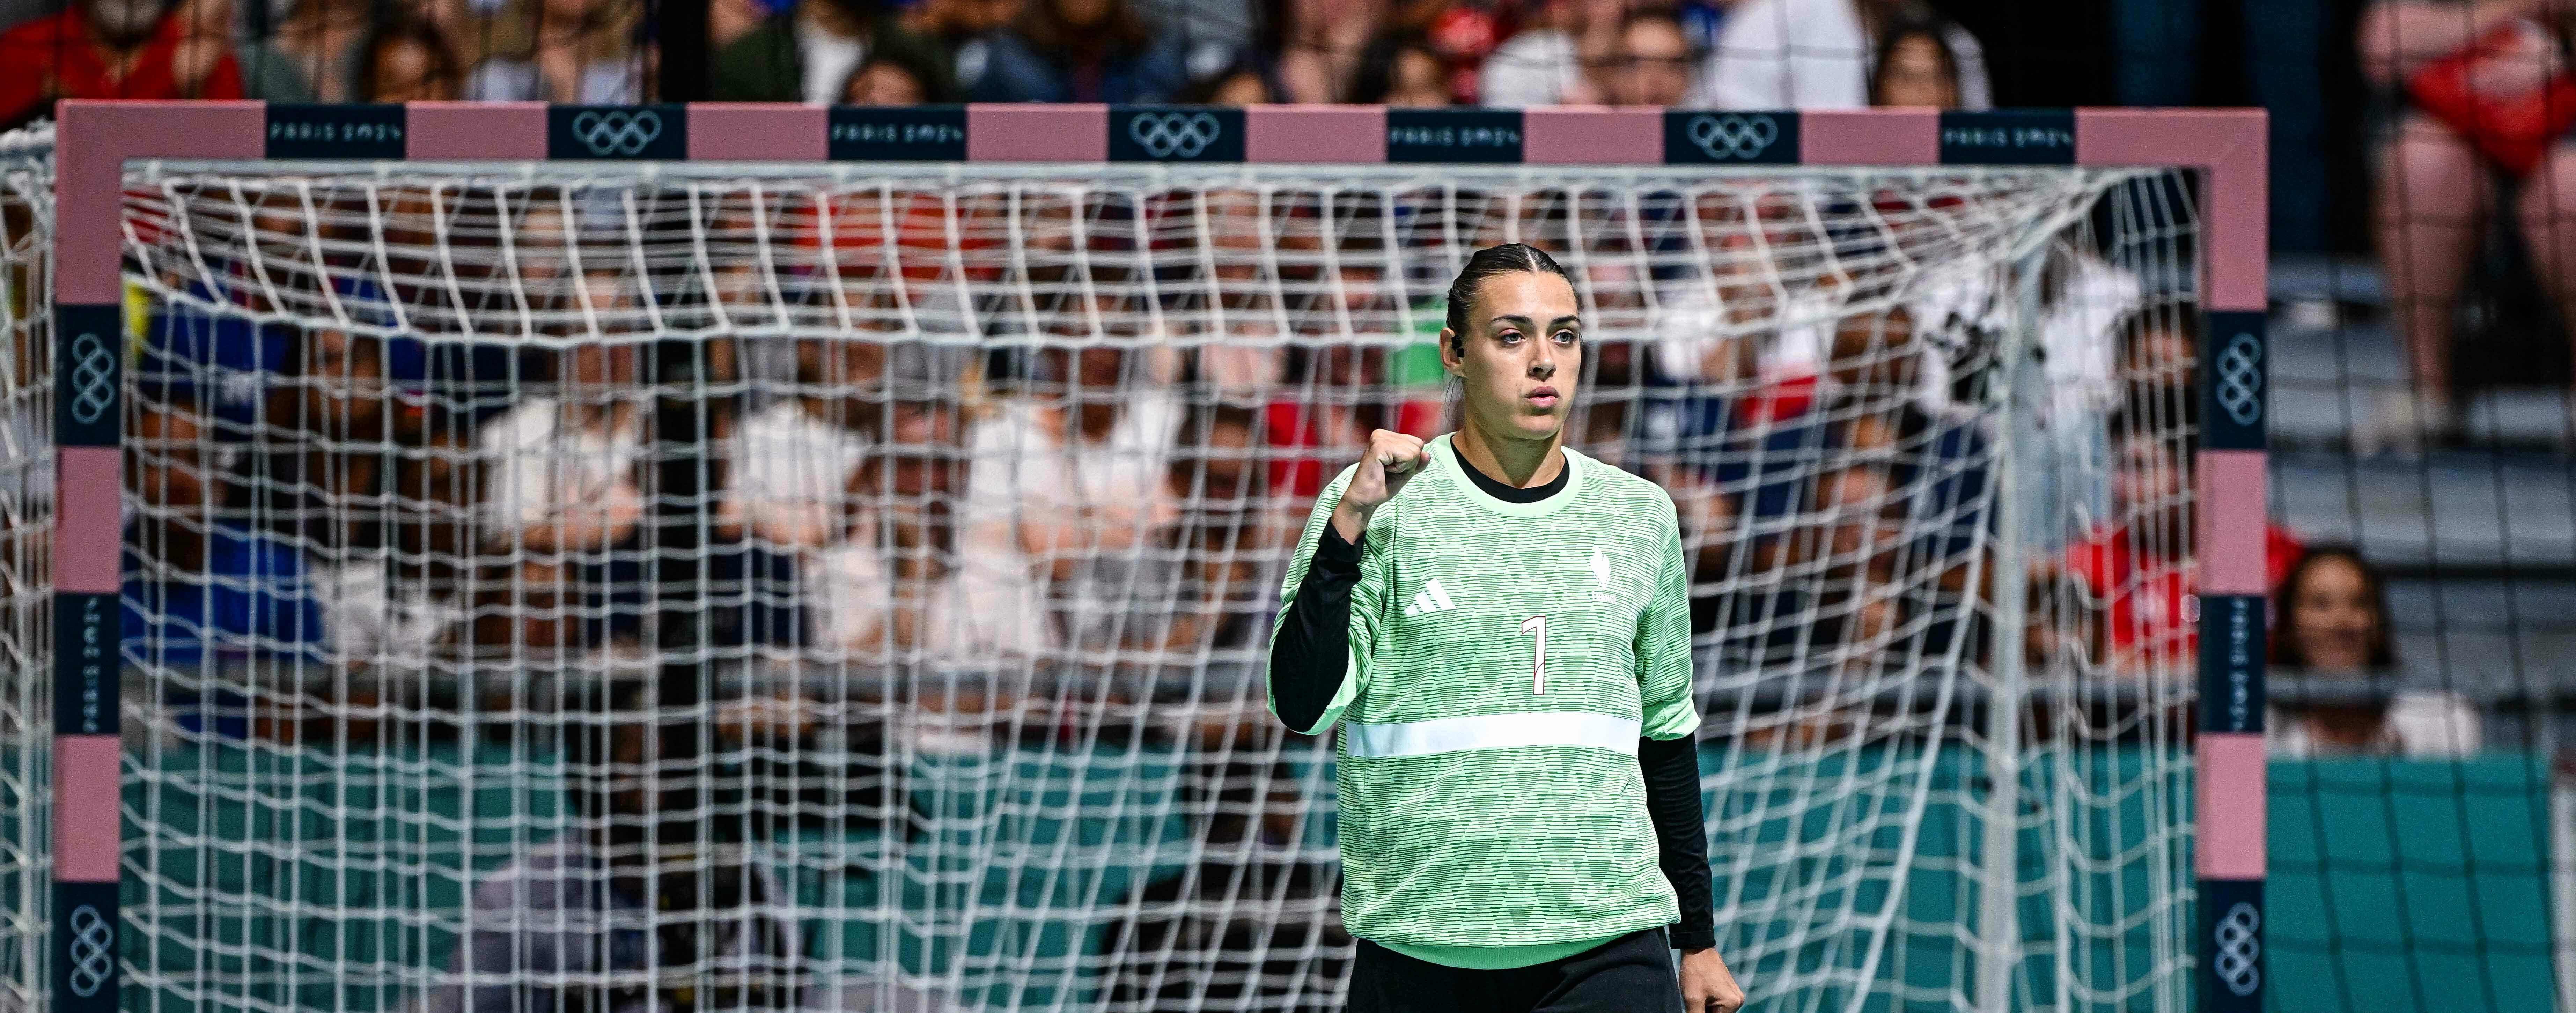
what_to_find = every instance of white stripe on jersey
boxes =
[1340,711,1641,759]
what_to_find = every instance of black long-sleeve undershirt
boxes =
[1270,522,1364,735]
[1266,452,1715,951]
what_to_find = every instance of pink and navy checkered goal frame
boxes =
[43,98,2270,1013]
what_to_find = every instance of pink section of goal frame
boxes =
[46,96,2269,959]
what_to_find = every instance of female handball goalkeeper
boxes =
[1268,243,1746,1012]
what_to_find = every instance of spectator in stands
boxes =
[468,0,646,102]
[1184,55,1284,105]
[1735,303,1984,637]
[2066,405,2304,677]
[2268,546,2482,756]
[969,283,1185,658]
[1605,6,1703,107]
[1480,0,1618,106]
[123,405,324,676]
[393,0,494,72]
[1867,18,1958,108]
[2355,0,2576,452]
[256,0,369,102]
[0,0,245,130]
[476,273,648,651]
[1346,29,1449,106]
[725,337,882,554]
[973,0,1187,103]
[854,393,1056,674]
[214,324,471,665]
[177,0,306,102]
[1185,187,1291,403]
[900,0,1022,94]
[229,324,393,540]
[1265,198,1408,499]
[1415,0,1507,104]
[1253,0,1383,103]
[329,415,479,666]
[1705,0,1989,111]
[352,17,465,101]
[1151,403,1277,658]
[713,0,959,104]
[838,47,940,103]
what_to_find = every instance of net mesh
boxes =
[0,121,53,1013]
[35,151,2208,1013]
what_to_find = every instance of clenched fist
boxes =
[1331,430,1429,543]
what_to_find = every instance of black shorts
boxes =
[1347,927,1683,1013]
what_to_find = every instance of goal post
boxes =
[20,99,2266,1013]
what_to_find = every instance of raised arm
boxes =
[1267,430,1427,735]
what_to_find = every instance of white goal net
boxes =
[16,140,2211,1013]
[1,121,54,1013]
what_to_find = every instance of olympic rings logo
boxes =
[1686,113,1780,161]
[66,904,112,997]
[2216,331,2263,427]
[2212,902,2260,997]
[66,331,115,426]
[571,109,665,157]
[1128,112,1223,159]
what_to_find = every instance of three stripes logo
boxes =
[1402,579,1458,618]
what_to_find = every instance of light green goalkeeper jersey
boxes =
[1269,432,1701,966]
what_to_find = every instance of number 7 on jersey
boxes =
[1519,615,1546,695]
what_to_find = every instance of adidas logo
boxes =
[1402,579,1458,618]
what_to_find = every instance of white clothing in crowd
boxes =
[2269,692,2485,759]
[469,59,647,104]
[964,390,1184,655]
[318,557,470,664]
[477,396,646,544]
[1480,29,1589,108]
[1707,0,1992,111]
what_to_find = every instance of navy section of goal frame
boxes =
[1938,110,2076,164]
[53,882,118,1013]
[1110,106,1246,162]
[550,104,688,160]
[2199,878,2265,1013]
[1663,111,1798,164]
[830,106,968,161]
[1386,109,1524,163]
[51,301,122,739]
[265,103,408,159]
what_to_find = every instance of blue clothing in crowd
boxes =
[125,524,326,738]
[971,30,1188,103]
[138,274,429,431]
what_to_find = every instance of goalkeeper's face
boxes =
[1443,270,1583,443]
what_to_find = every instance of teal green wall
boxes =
[0,744,2549,1012]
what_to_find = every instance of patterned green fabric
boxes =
[1269,432,1700,951]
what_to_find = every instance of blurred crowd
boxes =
[0,0,2499,760]
[0,0,2001,125]
[4,163,2461,767]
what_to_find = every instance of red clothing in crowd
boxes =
[2066,522,2306,670]
[0,8,244,128]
